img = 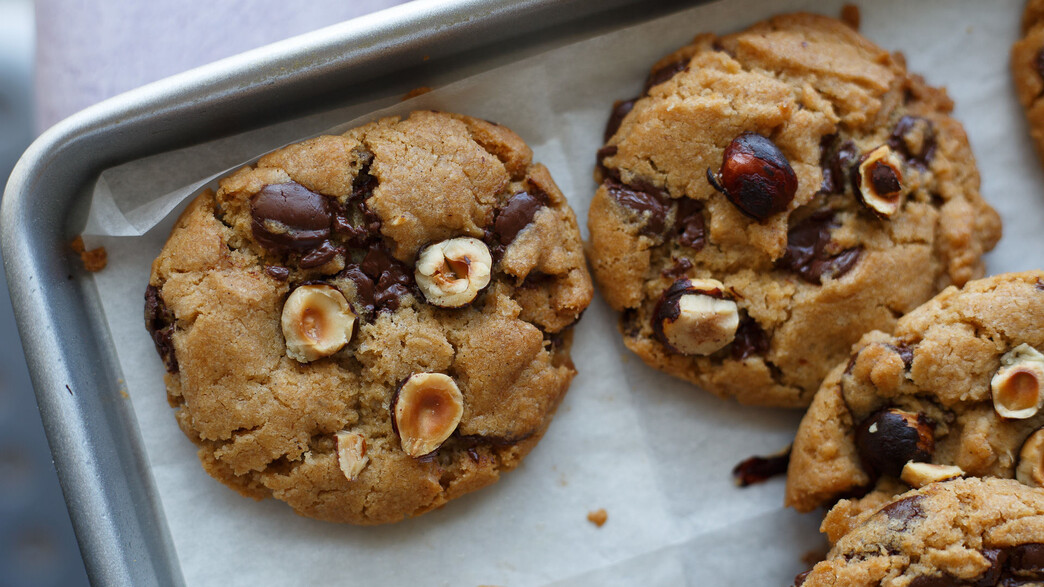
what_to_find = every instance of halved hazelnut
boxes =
[280,284,357,363]
[652,278,739,355]
[415,237,492,308]
[854,408,934,478]
[855,145,905,218]
[900,461,964,488]
[991,344,1044,419]
[1017,427,1044,487]
[335,431,369,481]
[393,373,464,457]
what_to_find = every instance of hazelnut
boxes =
[280,284,357,363]
[900,462,964,488]
[854,408,934,478]
[393,373,464,457]
[707,132,797,221]
[991,344,1044,420]
[652,278,739,356]
[335,431,369,481]
[1017,427,1044,487]
[415,237,492,308]
[855,145,905,218]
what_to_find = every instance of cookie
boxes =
[786,271,1044,513]
[145,111,593,524]
[1012,0,1044,164]
[796,478,1044,587]
[588,13,1001,407]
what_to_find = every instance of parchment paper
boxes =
[81,0,1044,584]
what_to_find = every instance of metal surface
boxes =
[1,0,697,584]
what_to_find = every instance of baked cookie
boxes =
[588,13,1001,407]
[144,111,593,524]
[1013,0,1044,164]
[786,271,1044,513]
[795,478,1044,587]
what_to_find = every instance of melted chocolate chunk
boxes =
[264,265,290,281]
[732,447,791,486]
[495,190,550,246]
[674,198,706,251]
[644,60,688,94]
[780,211,862,284]
[731,315,770,360]
[359,248,413,313]
[606,179,670,236]
[250,182,332,252]
[818,135,859,194]
[889,116,937,167]
[332,164,383,248]
[1007,544,1044,576]
[299,240,343,269]
[879,494,925,527]
[604,100,636,143]
[144,285,178,373]
[340,265,376,315]
[792,570,811,587]
[661,257,694,279]
[892,342,916,369]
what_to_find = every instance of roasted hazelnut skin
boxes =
[854,408,935,478]
[707,132,797,221]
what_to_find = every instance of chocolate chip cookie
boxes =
[796,478,1044,587]
[786,271,1044,513]
[588,13,1001,407]
[1013,0,1044,164]
[145,111,593,524]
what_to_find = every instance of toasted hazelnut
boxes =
[1017,427,1044,487]
[854,408,934,478]
[652,278,739,355]
[900,462,964,488]
[707,132,797,221]
[415,237,492,308]
[855,145,905,218]
[280,284,357,363]
[393,373,464,457]
[335,431,369,481]
[991,344,1044,419]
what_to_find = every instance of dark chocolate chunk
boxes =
[818,136,859,195]
[643,60,688,94]
[732,446,791,486]
[360,248,413,313]
[495,190,550,246]
[889,115,937,166]
[264,265,290,281]
[879,494,925,527]
[855,409,935,478]
[674,198,706,251]
[340,265,376,316]
[792,570,811,587]
[780,211,862,284]
[604,99,636,143]
[731,314,770,360]
[891,342,916,369]
[144,285,178,373]
[1007,544,1044,577]
[299,240,344,269]
[606,179,670,236]
[250,182,332,252]
[710,132,798,221]
[661,257,694,279]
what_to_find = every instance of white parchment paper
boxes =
[82,0,1044,584]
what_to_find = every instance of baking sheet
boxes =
[81,0,1044,584]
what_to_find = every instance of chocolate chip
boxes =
[144,285,178,373]
[661,257,694,279]
[780,211,862,284]
[360,248,413,313]
[643,60,688,94]
[250,182,332,252]
[264,265,290,281]
[879,494,925,527]
[889,116,937,167]
[495,190,550,246]
[732,446,791,486]
[818,136,859,195]
[603,99,636,143]
[674,198,706,251]
[709,132,798,221]
[299,240,343,269]
[731,314,770,360]
[855,409,935,478]
[606,179,670,236]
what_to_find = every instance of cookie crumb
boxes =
[840,4,860,30]
[402,86,432,101]
[71,236,107,272]
[587,508,608,527]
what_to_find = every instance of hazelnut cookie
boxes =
[1013,0,1044,164]
[796,478,1044,587]
[588,13,1001,407]
[786,271,1044,513]
[145,111,592,524]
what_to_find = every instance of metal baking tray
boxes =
[0,0,700,584]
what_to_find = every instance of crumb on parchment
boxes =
[71,235,107,272]
[587,508,608,527]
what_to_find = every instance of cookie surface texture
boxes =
[588,13,1001,407]
[786,271,1044,513]
[797,478,1044,587]
[145,111,593,524]
[1013,0,1044,165]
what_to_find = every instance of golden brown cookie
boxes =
[588,13,1001,407]
[144,111,592,524]
[796,478,1044,587]
[786,271,1044,513]
[1013,0,1044,164]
